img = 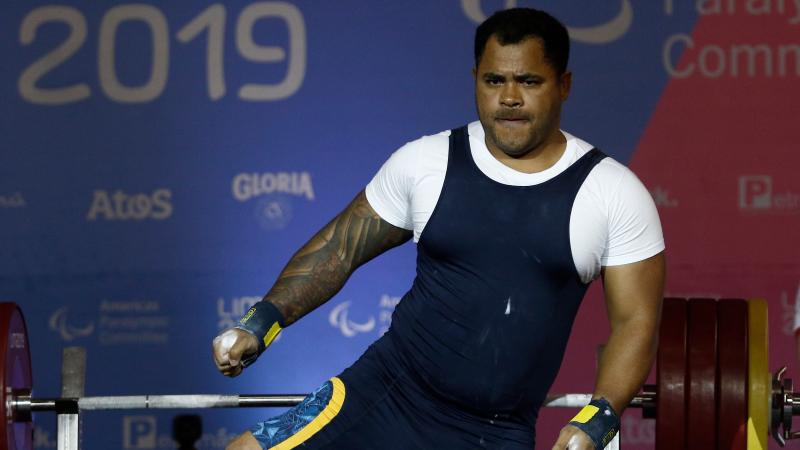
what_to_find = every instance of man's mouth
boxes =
[496,117,529,126]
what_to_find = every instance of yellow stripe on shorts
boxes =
[270,377,346,450]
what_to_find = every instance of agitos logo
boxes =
[328,301,376,337]
[49,307,95,341]
[461,0,633,44]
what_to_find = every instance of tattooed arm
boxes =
[264,190,412,325]
[212,191,412,376]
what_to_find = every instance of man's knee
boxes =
[226,431,261,450]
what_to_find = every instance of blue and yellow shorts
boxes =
[246,338,535,450]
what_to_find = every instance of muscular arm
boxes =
[593,251,665,414]
[264,190,412,325]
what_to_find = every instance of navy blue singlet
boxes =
[250,126,607,449]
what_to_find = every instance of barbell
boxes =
[3,299,800,450]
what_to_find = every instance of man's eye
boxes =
[523,79,541,86]
[486,78,503,85]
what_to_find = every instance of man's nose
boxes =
[500,83,523,108]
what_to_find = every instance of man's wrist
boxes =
[233,301,285,367]
[568,397,620,449]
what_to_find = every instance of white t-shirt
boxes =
[365,121,665,283]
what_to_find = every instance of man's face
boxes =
[474,35,571,158]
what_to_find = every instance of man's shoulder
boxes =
[561,132,631,182]
[395,124,461,158]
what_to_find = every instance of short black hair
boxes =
[474,8,570,75]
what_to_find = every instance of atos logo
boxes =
[461,0,633,44]
[87,189,173,221]
[329,301,376,337]
[49,307,95,341]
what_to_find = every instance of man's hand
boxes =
[551,425,595,450]
[212,328,258,377]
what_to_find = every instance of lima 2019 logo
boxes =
[461,0,632,44]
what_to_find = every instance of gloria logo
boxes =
[329,301,376,337]
[232,171,314,231]
[87,189,173,221]
[461,0,633,44]
[232,172,315,202]
[49,307,95,341]
[254,196,293,231]
[123,416,157,449]
[739,175,800,212]
[0,192,26,208]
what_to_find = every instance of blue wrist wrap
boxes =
[568,397,620,449]
[233,301,285,367]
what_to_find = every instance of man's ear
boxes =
[560,71,573,102]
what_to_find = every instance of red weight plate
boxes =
[716,299,748,450]
[0,303,33,450]
[686,298,718,450]
[656,297,688,450]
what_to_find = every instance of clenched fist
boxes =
[551,425,595,450]
[212,328,258,377]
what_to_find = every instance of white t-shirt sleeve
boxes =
[601,168,665,266]
[364,140,419,230]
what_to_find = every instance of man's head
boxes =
[474,8,570,76]
[473,8,572,160]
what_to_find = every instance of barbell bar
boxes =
[3,299,800,450]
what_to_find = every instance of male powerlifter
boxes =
[213,8,665,450]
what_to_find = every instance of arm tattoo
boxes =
[264,191,412,325]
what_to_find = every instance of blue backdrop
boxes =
[1,1,700,448]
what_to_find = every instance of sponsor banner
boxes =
[4,2,798,450]
[231,171,315,231]
[739,175,800,214]
[49,300,170,346]
[87,189,173,221]
[121,415,240,450]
